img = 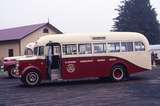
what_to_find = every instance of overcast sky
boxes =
[0,0,160,33]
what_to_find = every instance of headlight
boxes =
[1,65,4,69]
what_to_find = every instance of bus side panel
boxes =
[108,57,148,75]
[61,57,110,79]
[92,57,112,77]
[61,56,149,80]
[125,63,148,74]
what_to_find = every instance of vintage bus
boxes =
[15,32,151,86]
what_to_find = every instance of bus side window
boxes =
[93,43,106,53]
[134,41,145,51]
[78,43,92,54]
[62,44,77,55]
[108,42,120,53]
[54,46,60,55]
[121,42,133,52]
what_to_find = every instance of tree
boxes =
[112,0,160,44]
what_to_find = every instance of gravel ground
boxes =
[0,68,160,106]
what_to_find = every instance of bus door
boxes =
[46,42,61,80]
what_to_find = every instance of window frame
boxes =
[107,42,120,53]
[43,28,49,33]
[8,49,14,57]
[62,44,77,55]
[78,43,92,54]
[134,41,145,51]
[39,46,44,56]
[34,47,38,56]
[121,42,134,52]
[24,48,33,55]
[93,43,106,54]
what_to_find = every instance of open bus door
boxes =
[46,41,61,80]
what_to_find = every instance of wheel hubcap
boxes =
[115,69,122,78]
[113,68,123,80]
[26,72,39,85]
[29,74,36,82]
[11,68,17,77]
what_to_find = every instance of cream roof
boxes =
[36,32,149,50]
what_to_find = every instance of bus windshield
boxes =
[33,46,44,56]
[39,46,44,56]
[24,48,33,55]
[34,47,38,56]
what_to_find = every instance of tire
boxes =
[21,70,41,86]
[111,65,126,82]
[8,71,13,78]
[8,66,16,78]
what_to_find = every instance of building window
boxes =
[8,49,14,57]
[43,28,49,33]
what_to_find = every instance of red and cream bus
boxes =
[15,32,151,86]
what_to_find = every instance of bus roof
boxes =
[36,32,149,46]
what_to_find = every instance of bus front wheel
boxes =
[21,70,41,86]
[8,67,19,78]
[111,65,126,82]
[8,66,16,78]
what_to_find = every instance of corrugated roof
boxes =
[0,23,62,41]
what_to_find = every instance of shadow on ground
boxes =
[17,75,146,88]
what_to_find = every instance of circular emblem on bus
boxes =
[66,64,75,73]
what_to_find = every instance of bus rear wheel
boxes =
[111,65,126,82]
[21,70,40,86]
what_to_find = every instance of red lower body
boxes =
[19,56,148,81]
[60,56,148,80]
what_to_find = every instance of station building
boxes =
[0,23,62,61]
